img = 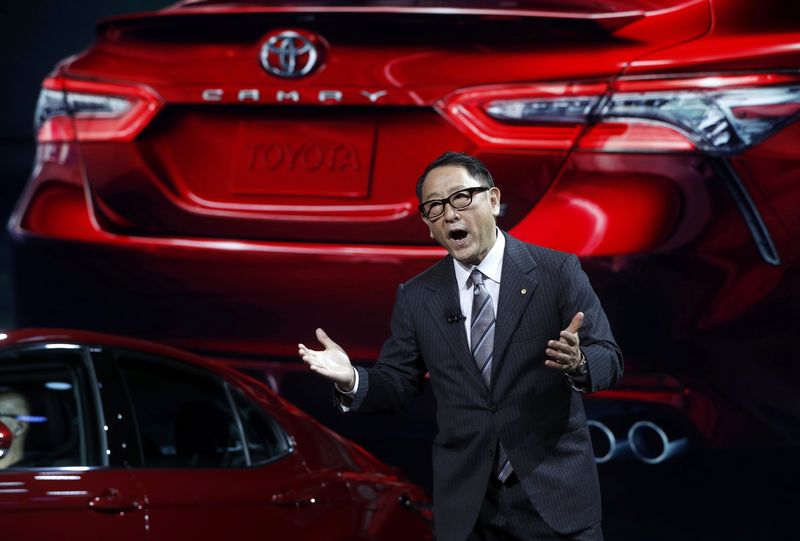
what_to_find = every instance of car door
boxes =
[107,349,337,540]
[0,344,145,540]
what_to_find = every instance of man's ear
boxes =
[489,187,502,217]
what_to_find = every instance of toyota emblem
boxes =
[260,30,322,78]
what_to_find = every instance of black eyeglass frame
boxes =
[418,186,491,219]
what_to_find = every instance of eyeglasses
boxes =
[418,186,490,219]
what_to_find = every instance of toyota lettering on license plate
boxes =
[230,120,376,198]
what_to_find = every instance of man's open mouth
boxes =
[449,230,468,241]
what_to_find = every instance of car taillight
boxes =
[442,82,606,150]
[35,76,163,142]
[447,74,800,154]
[485,96,601,123]
[594,84,800,153]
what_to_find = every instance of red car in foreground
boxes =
[7,0,800,458]
[0,329,433,540]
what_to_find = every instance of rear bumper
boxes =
[9,229,441,357]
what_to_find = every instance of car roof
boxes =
[0,328,222,372]
[0,328,313,415]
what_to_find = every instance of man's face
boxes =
[420,165,501,266]
[0,393,30,469]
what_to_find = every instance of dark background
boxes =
[1,2,798,539]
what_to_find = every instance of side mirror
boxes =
[0,419,12,459]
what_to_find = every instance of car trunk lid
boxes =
[61,1,711,243]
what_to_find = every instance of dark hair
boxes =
[416,151,494,202]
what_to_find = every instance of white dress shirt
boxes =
[454,229,504,348]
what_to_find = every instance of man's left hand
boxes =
[545,311,584,373]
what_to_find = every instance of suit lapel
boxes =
[492,234,539,385]
[423,257,487,390]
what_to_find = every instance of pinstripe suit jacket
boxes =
[345,233,623,541]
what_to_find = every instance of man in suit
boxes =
[299,151,623,541]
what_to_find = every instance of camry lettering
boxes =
[319,90,343,103]
[202,89,223,101]
[276,90,300,102]
[361,90,388,103]
[245,143,362,173]
[238,89,260,102]
[201,89,388,104]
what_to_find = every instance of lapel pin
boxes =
[521,288,527,295]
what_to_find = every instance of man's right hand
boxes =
[298,328,356,391]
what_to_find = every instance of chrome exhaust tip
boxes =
[628,420,688,464]
[588,420,630,463]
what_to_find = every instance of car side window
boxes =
[230,389,291,466]
[117,354,246,468]
[0,348,100,469]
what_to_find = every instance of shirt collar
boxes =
[453,228,505,290]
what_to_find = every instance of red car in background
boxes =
[0,329,433,540]
[7,0,800,461]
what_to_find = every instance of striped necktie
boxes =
[470,269,513,483]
